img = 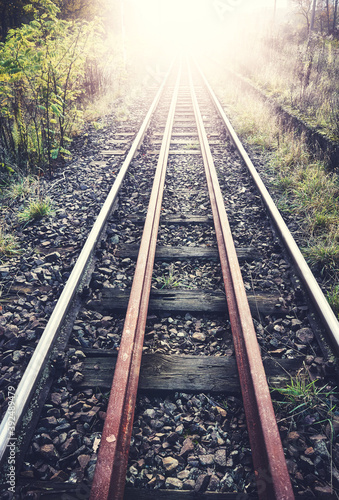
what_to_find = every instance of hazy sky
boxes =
[237,0,288,11]
[129,0,291,46]
[130,0,290,20]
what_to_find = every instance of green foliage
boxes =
[272,370,337,422]
[0,228,21,257]
[183,142,200,150]
[327,284,339,319]
[303,242,339,274]
[3,176,36,201]
[0,0,102,174]
[154,264,182,289]
[18,196,54,222]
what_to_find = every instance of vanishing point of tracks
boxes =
[1,59,339,499]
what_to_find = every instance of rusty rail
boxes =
[90,64,182,500]
[188,61,295,500]
[195,59,339,355]
[0,62,174,464]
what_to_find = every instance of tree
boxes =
[333,0,338,31]
[292,0,339,34]
[0,0,104,41]
[0,0,101,173]
[292,0,313,29]
[56,0,102,21]
[310,0,317,31]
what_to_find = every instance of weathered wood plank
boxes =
[78,352,303,393]
[100,149,126,156]
[116,244,260,262]
[160,215,214,224]
[154,132,198,137]
[148,150,201,155]
[124,490,245,499]
[4,284,52,295]
[151,140,220,145]
[86,288,287,318]
[158,124,212,129]
[151,140,199,144]
[123,215,213,225]
[16,482,246,499]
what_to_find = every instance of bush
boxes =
[0,0,101,174]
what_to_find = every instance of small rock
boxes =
[179,438,195,457]
[44,252,61,263]
[199,454,214,466]
[221,472,234,488]
[75,350,86,359]
[110,235,119,244]
[296,328,314,344]
[214,449,227,468]
[305,355,315,365]
[192,332,206,342]
[286,459,297,474]
[314,485,333,497]
[162,456,179,472]
[143,409,156,420]
[183,479,195,490]
[87,463,96,482]
[0,266,10,277]
[41,416,58,427]
[40,444,59,462]
[194,473,210,492]
[12,350,25,362]
[72,371,84,384]
[165,477,183,489]
[60,436,77,455]
[208,474,220,491]
[167,431,179,444]
[215,406,227,417]
[177,470,190,480]
[314,440,330,460]
[291,319,303,331]
[288,431,300,441]
[50,393,62,405]
[309,434,327,442]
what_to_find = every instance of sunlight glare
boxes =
[130,0,223,55]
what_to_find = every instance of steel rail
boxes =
[195,61,339,355]
[0,63,174,462]
[188,62,295,500]
[90,65,182,500]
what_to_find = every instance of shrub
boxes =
[0,0,101,174]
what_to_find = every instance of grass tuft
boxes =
[272,369,337,422]
[303,243,339,275]
[327,285,339,320]
[2,176,37,203]
[0,228,21,257]
[18,197,54,223]
[154,264,181,289]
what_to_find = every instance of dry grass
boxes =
[227,25,339,140]
[0,228,21,258]
[209,64,339,315]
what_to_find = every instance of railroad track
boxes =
[1,58,338,499]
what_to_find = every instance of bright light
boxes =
[124,0,289,65]
[129,0,223,54]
